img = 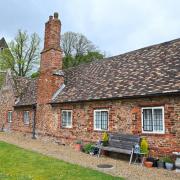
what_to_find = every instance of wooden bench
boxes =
[97,133,141,164]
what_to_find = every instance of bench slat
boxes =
[100,146,132,154]
[97,133,140,156]
[109,134,140,143]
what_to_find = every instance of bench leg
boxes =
[141,156,145,166]
[129,148,134,165]
[98,148,102,158]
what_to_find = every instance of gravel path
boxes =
[0,132,179,180]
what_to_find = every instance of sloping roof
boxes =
[0,37,8,48]
[15,79,37,106]
[52,38,180,103]
[12,76,32,97]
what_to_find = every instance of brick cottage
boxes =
[0,13,179,155]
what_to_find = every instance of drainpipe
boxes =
[32,104,36,139]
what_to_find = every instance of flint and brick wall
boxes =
[0,85,34,133]
[35,95,180,156]
[0,86,15,130]
[12,107,34,133]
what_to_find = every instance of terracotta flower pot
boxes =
[144,161,153,168]
[74,144,82,151]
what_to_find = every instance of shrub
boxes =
[140,138,149,154]
[163,156,174,163]
[83,143,94,154]
[102,132,109,142]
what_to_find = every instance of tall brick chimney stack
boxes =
[37,13,64,104]
[40,12,62,73]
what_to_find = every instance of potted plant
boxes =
[146,157,159,167]
[144,161,153,168]
[140,138,152,167]
[157,158,165,168]
[102,132,109,146]
[74,140,82,151]
[140,138,149,155]
[83,143,94,154]
[163,156,174,170]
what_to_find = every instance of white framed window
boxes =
[94,109,109,131]
[23,111,30,124]
[7,111,12,123]
[141,106,165,134]
[61,110,72,128]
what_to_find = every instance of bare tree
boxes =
[61,32,96,57]
[0,30,40,77]
[61,32,76,56]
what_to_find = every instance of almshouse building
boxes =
[0,13,179,155]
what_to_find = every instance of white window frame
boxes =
[141,106,165,134]
[7,111,13,123]
[61,110,72,128]
[94,109,109,131]
[23,111,30,125]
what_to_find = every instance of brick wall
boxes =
[37,12,63,105]
[35,96,180,156]
[0,73,15,131]
[12,107,34,133]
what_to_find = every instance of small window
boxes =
[23,111,30,124]
[7,111,12,123]
[94,109,109,131]
[142,107,164,134]
[61,110,72,128]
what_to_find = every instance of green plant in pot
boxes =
[74,140,82,151]
[83,143,94,154]
[102,132,109,146]
[157,157,165,168]
[140,138,149,155]
[163,156,174,170]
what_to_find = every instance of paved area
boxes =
[0,131,179,180]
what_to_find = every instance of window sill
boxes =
[142,131,165,135]
[93,129,109,133]
[61,126,73,129]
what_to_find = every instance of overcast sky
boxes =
[0,0,180,56]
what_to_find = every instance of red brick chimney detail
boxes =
[37,13,64,104]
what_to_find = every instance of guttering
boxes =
[49,91,180,106]
[13,103,37,108]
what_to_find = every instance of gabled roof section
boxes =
[15,78,37,107]
[0,37,8,49]
[52,38,180,103]
[0,70,37,107]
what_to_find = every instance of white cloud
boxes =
[0,0,180,56]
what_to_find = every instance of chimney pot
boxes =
[49,15,53,21]
[54,12,59,19]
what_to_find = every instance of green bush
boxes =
[83,143,94,154]
[140,138,149,154]
[163,156,174,163]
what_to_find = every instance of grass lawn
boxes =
[0,141,123,180]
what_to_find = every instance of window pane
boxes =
[143,109,153,131]
[24,112,29,124]
[67,111,72,126]
[62,111,72,127]
[153,109,163,131]
[62,111,67,127]
[8,112,12,122]
[101,111,108,130]
[95,110,108,130]
[95,111,101,129]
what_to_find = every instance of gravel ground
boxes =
[0,131,179,180]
